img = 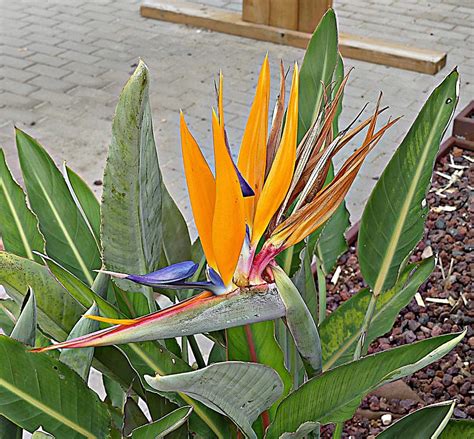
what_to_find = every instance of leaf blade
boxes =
[145,362,283,439]
[0,336,110,439]
[131,406,193,439]
[376,400,455,439]
[101,60,162,294]
[321,258,434,370]
[0,148,45,263]
[16,130,100,285]
[358,70,459,293]
[266,331,464,438]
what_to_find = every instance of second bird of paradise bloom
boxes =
[34,56,397,352]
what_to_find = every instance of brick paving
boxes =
[0,0,472,227]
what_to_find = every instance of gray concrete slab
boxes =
[0,0,472,227]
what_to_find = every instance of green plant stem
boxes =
[181,336,189,363]
[316,258,327,324]
[283,246,294,275]
[147,290,157,312]
[333,421,343,439]
[188,334,206,368]
[353,292,378,360]
[289,336,299,389]
[91,271,109,298]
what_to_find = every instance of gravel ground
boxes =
[321,148,473,437]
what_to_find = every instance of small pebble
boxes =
[381,414,392,426]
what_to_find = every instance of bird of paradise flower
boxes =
[34,56,397,352]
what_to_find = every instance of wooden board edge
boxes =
[140,0,447,75]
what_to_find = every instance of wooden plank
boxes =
[269,0,298,30]
[298,0,332,33]
[242,0,269,25]
[140,0,447,75]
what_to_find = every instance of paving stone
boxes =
[0,78,38,97]
[0,66,38,83]
[27,52,69,68]
[0,91,41,109]
[0,54,34,70]
[28,75,76,93]
[26,42,66,57]
[26,63,72,80]
[0,0,472,227]
[62,72,110,88]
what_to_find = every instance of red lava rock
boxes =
[442,374,453,386]
[460,381,471,395]
[323,151,473,436]
[447,384,459,397]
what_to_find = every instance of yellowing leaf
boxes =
[84,315,136,326]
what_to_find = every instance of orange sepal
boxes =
[211,111,246,286]
[180,112,217,269]
[251,63,299,246]
[237,55,270,227]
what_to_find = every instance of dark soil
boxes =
[321,148,473,438]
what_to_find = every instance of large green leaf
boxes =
[132,406,193,439]
[42,254,122,320]
[0,288,36,439]
[321,257,434,370]
[42,254,225,438]
[16,129,100,285]
[266,331,464,438]
[0,252,82,341]
[358,70,459,294]
[273,265,322,376]
[101,60,162,298]
[0,148,44,263]
[120,341,228,438]
[146,362,283,439]
[297,9,338,143]
[440,420,474,438]
[0,298,18,335]
[227,320,292,417]
[377,400,455,438]
[32,431,54,438]
[0,336,110,438]
[64,165,100,243]
[161,182,191,265]
[315,201,349,274]
[292,244,318,322]
[10,288,36,346]
[59,302,99,381]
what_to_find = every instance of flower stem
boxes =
[188,334,206,368]
[181,336,189,363]
[353,292,378,360]
[316,258,327,324]
[283,246,294,275]
[333,422,343,439]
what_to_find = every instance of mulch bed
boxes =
[321,148,473,438]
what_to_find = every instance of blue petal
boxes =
[207,267,225,291]
[127,261,198,286]
[224,130,255,197]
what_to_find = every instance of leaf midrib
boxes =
[128,345,225,439]
[0,378,96,438]
[372,106,446,295]
[35,175,95,285]
[0,180,34,260]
